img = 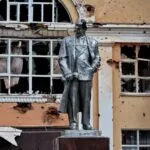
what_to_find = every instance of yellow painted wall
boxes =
[85,0,150,24]
[113,44,150,150]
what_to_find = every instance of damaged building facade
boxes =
[0,0,150,150]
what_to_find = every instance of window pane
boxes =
[139,131,150,145]
[0,40,8,54]
[0,58,8,73]
[121,46,136,59]
[10,77,29,93]
[10,5,17,21]
[138,46,150,59]
[53,58,61,74]
[0,0,7,21]
[33,4,41,21]
[122,147,137,150]
[52,78,64,94]
[32,77,50,94]
[0,78,8,93]
[121,63,135,75]
[20,4,28,22]
[52,41,61,55]
[44,4,52,22]
[11,57,28,75]
[9,0,28,2]
[121,78,136,92]
[139,79,150,93]
[140,148,150,150]
[138,61,150,77]
[122,130,137,145]
[32,41,50,55]
[32,57,50,75]
[33,0,52,2]
[11,41,29,55]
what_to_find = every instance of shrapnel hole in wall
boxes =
[121,45,150,93]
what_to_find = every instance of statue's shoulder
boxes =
[63,36,74,43]
[86,36,98,45]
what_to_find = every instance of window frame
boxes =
[0,38,62,102]
[120,44,150,96]
[122,130,150,150]
[2,0,57,23]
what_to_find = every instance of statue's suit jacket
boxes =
[59,35,100,113]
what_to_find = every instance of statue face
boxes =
[75,25,86,38]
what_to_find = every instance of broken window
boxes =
[122,130,150,150]
[0,39,63,98]
[0,0,71,23]
[120,45,150,94]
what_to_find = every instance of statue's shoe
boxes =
[69,123,77,130]
[83,124,92,130]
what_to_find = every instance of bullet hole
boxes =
[143,113,146,117]
[104,12,107,15]
[107,59,119,69]
[43,106,60,124]
[122,6,125,8]
[98,113,100,117]
[41,106,45,109]
[121,101,125,104]
[13,103,33,114]
[143,31,146,34]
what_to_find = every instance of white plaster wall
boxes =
[98,45,113,150]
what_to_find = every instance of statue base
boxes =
[62,129,101,137]
[54,130,109,150]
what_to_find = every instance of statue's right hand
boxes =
[65,74,73,81]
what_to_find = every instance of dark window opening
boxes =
[10,5,17,21]
[52,79,64,94]
[56,1,71,22]
[32,77,50,94]
[122,63,135,75]
[0,0,7,20]
[44,5,52,22]
[121,46,136,59]
[20,4,28,22]
[139,79,150,93]
[32,41,50,55]
[138,46,150,59]
[0,41,7,54]
[121,78,136,92]
[0,79,8,93]
[10,77,29,93]
[53,41,61,55]
[9,0,28,2]
[139,131,150,145]
[33,0,51,2]
[122,130,137,145]
[32,57,50,75]
[33,4,41,22]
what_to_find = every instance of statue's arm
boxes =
[91,42,101,72]
[58,39,72,78]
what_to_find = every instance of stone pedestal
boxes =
[54,130,109,150]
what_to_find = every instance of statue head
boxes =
[75,19,87,38]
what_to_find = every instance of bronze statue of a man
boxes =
[58,19,100,130]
